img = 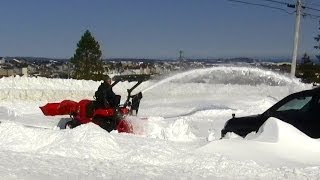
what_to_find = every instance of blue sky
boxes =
[0,0,319,59]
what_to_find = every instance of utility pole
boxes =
[227,0,320,77]
[178,50,185,62]
[290,0,303,78]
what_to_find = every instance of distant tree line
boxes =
[296,64,320,83]
[295,51,320,83]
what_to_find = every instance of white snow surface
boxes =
[0,66,319,179]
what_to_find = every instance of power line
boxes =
[304,13,320,19]
[256,0,290,5]
[300,0,320,12]
[225,0,303,78]
[304,6,320,13]
[226,0,296,14]
[306,2,320,8]
[226,0,320,18]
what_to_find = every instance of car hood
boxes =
[224,114,265,128]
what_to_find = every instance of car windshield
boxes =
[276,96,313,112]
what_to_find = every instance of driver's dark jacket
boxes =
[95,82,117,107]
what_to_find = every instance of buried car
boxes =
[221,86,320,138]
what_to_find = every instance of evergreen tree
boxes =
[71,30,104,80]
[314,21,320,52]
[315,21,320,64]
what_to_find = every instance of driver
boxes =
[94,75,120,108]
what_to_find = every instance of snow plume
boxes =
[142,66,307,93]
[140,66,309,117]
[168,66,302,86]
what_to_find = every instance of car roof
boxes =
[265,86,320,113]
[309,85,320,94]
[296,86,320,95]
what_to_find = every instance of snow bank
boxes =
[0,76,98,90]
[0,122,123,160]
[0,76,151,101]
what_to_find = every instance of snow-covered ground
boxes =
[0,66,319,179]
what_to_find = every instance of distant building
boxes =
[122,67,135,75]
[15,67,28,76]
[301,53,313,65]
[144,66,151,74]
[0,67,28,77]
[0,57,5,64]
[0,67,15,76]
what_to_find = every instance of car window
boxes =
[276,96,313,112]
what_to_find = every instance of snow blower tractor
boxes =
[40,74,150,133]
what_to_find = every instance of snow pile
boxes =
[157,118,195,141]
[199,117,320,166]
[0,122,122,159]
[138,117,196,141]
[246,117,307,142]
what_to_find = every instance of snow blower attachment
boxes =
[40,74,150,133]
